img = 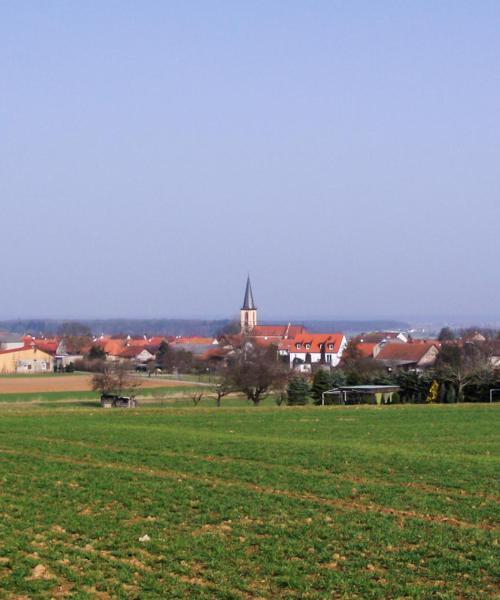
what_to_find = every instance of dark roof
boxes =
[354,332,405,344]
[376,342,438,362]
[241,276,256,310]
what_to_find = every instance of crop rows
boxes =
[0,404,497,598]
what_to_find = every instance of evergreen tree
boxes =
[156,340,169,361]
[329,369,347,388]
[286,377,310,406]
[311,369,333,404]
[438,327,456,341]
[87,345,106,360]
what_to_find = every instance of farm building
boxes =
[375,342,439,370]
[0,345,54,374]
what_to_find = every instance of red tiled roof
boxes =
[198,347,228,361]
[251,325,306,338]
[357,342,377,358]
[96,339,127,356]
[149,336,173,345]
[280,333,344,354]
[119,346,154,359]
[34,341,58,354]
[376,342,438,362]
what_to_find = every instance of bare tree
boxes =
[436,342,491,402]
[214,380,233,407]
[92,362,142,398]
[220,341,289,406]
[191,392,204,406]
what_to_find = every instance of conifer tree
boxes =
[311,369,332,404]
[286,377,310,406]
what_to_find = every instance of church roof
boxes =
[241,276,256,310]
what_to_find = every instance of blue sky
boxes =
[1,1,499,320]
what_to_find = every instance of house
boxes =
[118,346,155,363]
[356,342,380,359]
[170,336,219,357]
[354,331,409,345]
[375,342,439,370]
[55,337,93,369]
[0,332,25,351]
[95,338,127,360]
[279,333,347,371]
[0,345,54,374]
[250,324,307,343]
[232,277,347,371]
[488,341,500,369]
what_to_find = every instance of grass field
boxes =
[0,404,497,599]
[0,373,204,407]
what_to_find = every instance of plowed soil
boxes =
[0,375,189,394]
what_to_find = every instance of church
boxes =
[238,276,347,370]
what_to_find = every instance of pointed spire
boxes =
[242,276,256,310]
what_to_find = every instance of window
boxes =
[328,344,334,350]
[326,355,332,362]
[305,343,311,349]
[296,343,301,349]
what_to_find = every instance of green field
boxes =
[0,404,497,599]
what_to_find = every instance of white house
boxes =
[279,333,347,371]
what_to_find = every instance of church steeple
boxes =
[242,276,256,310]
[240,276,257,332]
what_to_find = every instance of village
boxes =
[1,277,499,406]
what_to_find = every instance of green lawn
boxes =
[0,404,497,598]
[0,386,209,405]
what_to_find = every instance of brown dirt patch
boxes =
[0,375,191,394]
[28,563,55,580]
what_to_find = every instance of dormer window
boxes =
[328,344,334,350]
[296,343,301,349]
[305,343,311,349]
[319,344,324,349]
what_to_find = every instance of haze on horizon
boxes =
[1,2,499,322]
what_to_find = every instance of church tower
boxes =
[240,276,257,333]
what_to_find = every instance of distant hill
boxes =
[0,318,410,338]
[0,319,229,337]
[298,320,410,335]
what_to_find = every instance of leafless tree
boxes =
[214,380,233,407]
[220,341,289,406]
[436,341,492,401]
[191,392,204,406]
[92,362,142,398]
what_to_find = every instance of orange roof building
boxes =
[279,333,347,371]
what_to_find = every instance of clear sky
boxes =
[1,1,499,321]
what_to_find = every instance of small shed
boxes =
[100,394,138,408]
